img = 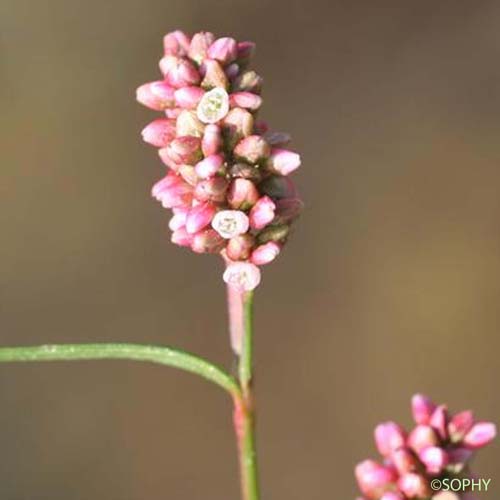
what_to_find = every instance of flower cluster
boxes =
[137,31,302,291]
[355,394,496,500]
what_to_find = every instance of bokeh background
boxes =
[1,1,499,498]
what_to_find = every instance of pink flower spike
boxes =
[163,30,190,56]
[174,86,205,109]
[251,242,281,266]
[229,92,262,111]
[430,405,449,440]
[207,37,238,64]
[418,446,448,474]
[201,124,222,156]
[411,394,436,425]
[223,262,261,291]
[227,178,259,209]
[188,31,215,63]
[266,148,301,175]
[141,118,176,147]
[195,154,225,179]
[374,422,406,457]
[171,227,192,247]
[249,196,276,229]
[355,460,396,500]
[212,210,249,239]
[463,422,497,449]
[136,81,176,110]
[185,202,216,234]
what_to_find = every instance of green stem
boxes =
[233,291,260,500]
[0,343,240,398]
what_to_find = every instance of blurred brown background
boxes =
[1,1,499,498]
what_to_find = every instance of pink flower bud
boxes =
[151,174,193,209]
[380,493,404,500]
[418,446,448,474]
[411,394,436,425]
[163,30,190,56]
[201,124,222,156]
[171,227,192,247]
[462,422,497,449]
[408,425,439,453]
[197,87,230,124]
[266,148,301,175]
[194,177,229,202]
[234,135,271,164]
[222,108,254,148]
[229,92,262,110]
[374,422,406,457]
[390,447,418,475]
[251,242,280,265]
[141,118,176,147]
[430,405,449,441]
[232,70,263,93]
[185,201,216,234]
[158,147,181,170]
[160,56,200,88]
[201,59,229,89]
[165,107,182,119]
[397,473,430,498]
[168,210,188,231]
[195,154,225,179]
[174,86,205,109]
[223,262,261,291]
[178,165,198,186]
[175,110,205,138]
[249,196,276,229]
[448,411,474,443]
[225,62,240,79]
[188,31,215,63]
[212,210,249,239]
[191,228,225,254]
[226,234,255,261]
[236,41,256,65]
[165,136,202,165]
[207,37,237,64]
[227,179,259,209]
[136,81,176,110]
[355,460,397,500]
[259,175,298,199]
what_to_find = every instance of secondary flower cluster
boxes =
[137,30,302,291]
[355,394,496,500]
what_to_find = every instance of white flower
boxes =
[223,262,261,291]
[212,210,249,239]
[196,87,230,124]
